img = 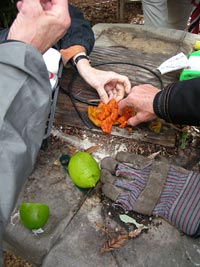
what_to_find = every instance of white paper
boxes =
[43,48,61,75]
[157,52,188,74]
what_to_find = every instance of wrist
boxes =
[73,52,88,63]
[75,56,93,75]
[60,45,86,65]
[72,52,91,69]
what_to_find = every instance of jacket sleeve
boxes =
[0,28,8,41]
[0,4,95,62]
[53,4,95,55]
[0,4,95,54]
[0,41,51,240]
[153,77,200,125]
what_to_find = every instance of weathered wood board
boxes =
[54,24,200,147]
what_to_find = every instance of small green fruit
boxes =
[19,202,50,230]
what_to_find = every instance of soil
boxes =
[69,0,143,26]
[3,251,32,267]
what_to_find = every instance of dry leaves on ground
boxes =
[96,223,146,253]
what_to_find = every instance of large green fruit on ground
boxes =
[68,152,100,188]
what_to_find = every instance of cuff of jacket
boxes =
[60,45,86,66]
[153,83,176,123]
[0,40,22,44]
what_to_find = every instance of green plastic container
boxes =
[179,50,200,81]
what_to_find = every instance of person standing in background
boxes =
[141,0,200,33]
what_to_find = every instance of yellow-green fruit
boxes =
[68,152,100,188]
[193,41,200,50]
[19,202,50,230]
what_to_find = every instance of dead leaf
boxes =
[149,120,162,133]
[100,234,128,253]
[97,222,146,253]
[68,146,78,156]
[147,151,161,159]
[53,160,60,166]
[128,227,146,238]
[84,145,101,154]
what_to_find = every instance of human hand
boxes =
[76,62,131,103]
[118,84,160,126]
[7,0,70,54]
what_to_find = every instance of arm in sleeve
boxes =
[0,41,51,237]
[54,4,95,62]
[0,28,8,41]
[0,4,95,63]
[153,77,200,125]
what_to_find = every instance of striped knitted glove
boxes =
[100,152,200,237]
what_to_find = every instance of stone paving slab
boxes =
[114,220,200,267]
[42,195,118,267]
[42,196,200,267]
[3,137,86,266]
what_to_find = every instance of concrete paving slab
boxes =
[3,137,87,266]
[42,195,118,267]
[42,185,200,267]
[114,219,200,267]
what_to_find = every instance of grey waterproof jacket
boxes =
[0,41,51,265]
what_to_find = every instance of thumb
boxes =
[118,98,130,115]
[127,111,157,126]
[127,115,141,127]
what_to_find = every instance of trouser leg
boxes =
[142,0,193,30]
[168,0,193,30]
[141,0,168,27]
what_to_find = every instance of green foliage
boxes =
[0,0,17,27]
[180,131,188,150]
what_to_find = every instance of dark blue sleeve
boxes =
[0,27,9,41]
[53,4,95,55]
[153,77,200,125]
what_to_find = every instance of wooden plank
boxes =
[54,46,178,147]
